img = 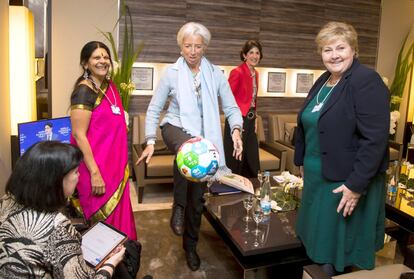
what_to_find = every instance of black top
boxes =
[71,84,99,111]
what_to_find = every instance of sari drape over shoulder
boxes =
[70,81,136,240]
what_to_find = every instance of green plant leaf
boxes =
[389,33,414,112]
[97,1,143,112]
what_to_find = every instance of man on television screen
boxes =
[42,122,59,141]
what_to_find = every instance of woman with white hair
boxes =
[137,22,249,271]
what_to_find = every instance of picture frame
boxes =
[267,72,286,93]
[296,73,314,94]
[132,67,154,91]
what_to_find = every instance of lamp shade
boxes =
[9,6,36,135]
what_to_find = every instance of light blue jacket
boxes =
[145,58,242,142]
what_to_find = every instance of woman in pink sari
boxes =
[70,41,136,240]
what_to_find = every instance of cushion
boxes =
[284,122,297,145]
[146,154,175,177]
[259,148,280,171]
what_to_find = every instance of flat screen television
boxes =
[18,117,72,156]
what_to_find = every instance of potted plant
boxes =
[101,1,144,113]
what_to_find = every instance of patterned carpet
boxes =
[134,209,242,279]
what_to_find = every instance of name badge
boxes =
[111,105,121,115]
[311,103,323,113]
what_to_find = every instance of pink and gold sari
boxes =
[71,81,136,240]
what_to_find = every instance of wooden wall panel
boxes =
[125,0,187,63]
[124,0,381,140]
[123,0,381,68]
[186,0,262,65]
[259,0,325,68]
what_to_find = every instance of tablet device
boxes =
[81,221,127,269]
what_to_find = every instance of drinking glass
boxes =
[242,195,253,222]
[252,203,264,235]
[204,179,214,204]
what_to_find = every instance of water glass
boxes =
[252,203,264,235]
[242,195,253,222]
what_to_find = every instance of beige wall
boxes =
[377,0,414,142]
[377,0,414,80]
[51,0,118,117]
[0,0,11,195]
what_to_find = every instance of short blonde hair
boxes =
[177,22,211,47]
[315,21,359,57]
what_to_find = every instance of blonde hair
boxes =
[315,21,359,57]
[177,22,211,47]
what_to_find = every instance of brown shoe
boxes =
[170,204,184,236]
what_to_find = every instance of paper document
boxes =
[218,174,254,194]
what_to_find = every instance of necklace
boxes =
[192,71,201,97]
[312,77,338,113]
[88,77,121,115]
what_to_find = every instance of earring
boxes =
[106,72,111,81]
[83,69,89,80]
[180,51,183,56]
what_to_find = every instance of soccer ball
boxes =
[176,137,220,182]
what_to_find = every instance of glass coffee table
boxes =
[203,189,309,278]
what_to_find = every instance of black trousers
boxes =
[161,123,206,252]
[223,116,260,178]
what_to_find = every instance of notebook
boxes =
[209,182,241,195]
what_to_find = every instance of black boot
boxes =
[170,204,184,236]
[185,249,201,271]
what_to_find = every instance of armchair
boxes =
[268,113,300,175]
[131,113,174,203]
[255,115,287,175]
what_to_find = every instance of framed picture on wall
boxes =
[296,73,314,94]
[132,67,154,90]
[267,72,286,93]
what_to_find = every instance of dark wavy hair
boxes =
[73,40,113,88]
[6,142,83,212]
[240,40,263,62]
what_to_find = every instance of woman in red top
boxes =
[224,40,263,177]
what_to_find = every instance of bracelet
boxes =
[231,127,241,135]
[101,263,115,270]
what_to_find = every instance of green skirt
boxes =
[296,152,386,271]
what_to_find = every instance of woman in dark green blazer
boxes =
[294,21,390,276]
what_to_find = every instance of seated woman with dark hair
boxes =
[0,141,125,278]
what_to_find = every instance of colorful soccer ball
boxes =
[176,137,220,182]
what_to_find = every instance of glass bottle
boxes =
[387,161,399,203]
[255,171,263,199]
[260,171,272,215]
